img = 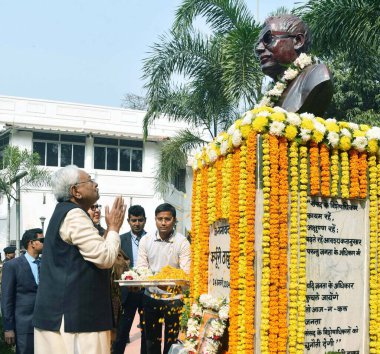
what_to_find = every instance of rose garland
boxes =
[183,294,229,354]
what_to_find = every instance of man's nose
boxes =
[255,41,265,55]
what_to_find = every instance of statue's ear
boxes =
[294,33,305,51]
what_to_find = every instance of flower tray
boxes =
[115,279,190,287]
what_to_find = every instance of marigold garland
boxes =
[268,134,280,352]
[330,148,340,197]
[340,150,350,198]
[288,141,299,354]
[296,145,308,353]
[260,134,271,354]
[221,154,233,219]
[349,149,360,198]
[207,165,217,225]
[228,148,242,353]
[309,141,320,195]
[278,136,289,353]
[320,144,330,197]
[368,154,378,352]
[245,132,257,353]
[215,158,224,220]
[359,152,368,198]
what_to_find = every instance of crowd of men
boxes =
[0,165,190,354]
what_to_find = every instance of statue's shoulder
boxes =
[300,63,332,92]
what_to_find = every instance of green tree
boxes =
[296,0,380,122]
[0,146,51,247]
[142,0,262,193]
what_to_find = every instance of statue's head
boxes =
[255,15,311,80]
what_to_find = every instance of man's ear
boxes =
[294,33,305,51]
[70,185,81,199]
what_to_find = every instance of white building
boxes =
[0,95,193,256]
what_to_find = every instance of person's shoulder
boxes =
[174,232,189,243]
[120,231,131,239]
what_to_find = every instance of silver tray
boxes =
[115,279,190,287]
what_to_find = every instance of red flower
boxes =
[124,275,133,280]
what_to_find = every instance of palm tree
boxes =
[0,146,51,246]
[142,0,262,194]
[295,0,380,122]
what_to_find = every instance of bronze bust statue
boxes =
[255,15,333,116]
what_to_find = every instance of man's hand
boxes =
[105,196,126,233]
[4,330,15,345]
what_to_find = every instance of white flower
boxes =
[227,123,236,135]
[327,132,339,147]
[193,159,199,170]
[269,121,285,136]
[121,269,139,280]
[286,112,301,126]
[183,339,197,351]
[313,121,326,134]
[348,122,359,130]
[186,318,200,337]
[352,136,368,152]
[191,303,203,317]
[232,129,242,147]
[366,127,380,140]
[241,111,254,125]
[300,112,315,120]
[220,140,229,155]
[203,339,219,353]
[325,118,337,123]
[135,267,153,279]
[267,86,283,97]
[283,68,299,81]
[207,148,218,163]
[300,128,311,142]
[218,305,229,321]
[199,294,213,307]
[256,110,271,117]
[273,106,287,113]
[216,133,226,143]
[294,53,313,69]
[256,96,272,108]
[340,128,352,138]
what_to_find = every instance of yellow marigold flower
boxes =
[315,117,325,124]
[339,136,351,151]
[339,121,349,128]
[353,129,366,137]
[300,118,314,130]
[360,124,370,132]
[325,122,339,133]
[270,112,286,122]
[235,118,243,129]
[252,106,274,114]
[252,116,269,132]
[285,125,298,140]
[312,131,324,143]
[240,125,251,139]
[367,139,378,154]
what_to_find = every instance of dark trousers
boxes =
[143,294,183,354]
[16,333,34,354]
[112,291,146,354]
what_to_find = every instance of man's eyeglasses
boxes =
[90,204,102,211]
[75,179,96,186]
[257,30,297,48]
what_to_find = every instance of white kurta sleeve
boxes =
[60,208,120,269]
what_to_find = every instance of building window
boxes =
[173,169,186,193]
[94,137,143,172]
[33,132,86,167]
[0,132,10,160]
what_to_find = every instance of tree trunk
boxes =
[6,197,10,246]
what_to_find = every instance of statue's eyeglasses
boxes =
[258,30,297,48]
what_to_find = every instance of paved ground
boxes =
[123,315,142,353]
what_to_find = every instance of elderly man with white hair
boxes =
[33,165,126,354]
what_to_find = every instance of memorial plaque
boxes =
[305,197,368,353]
[208,219,230,298]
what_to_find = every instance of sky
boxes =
[0,0,303,108]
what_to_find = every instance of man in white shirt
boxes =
[137,203,191,354]
[1,228,44,354]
